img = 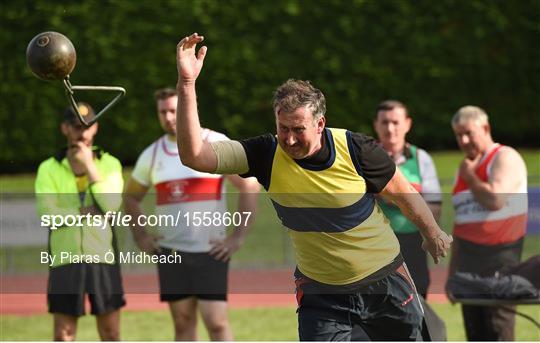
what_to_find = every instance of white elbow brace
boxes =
[210,140,249,175]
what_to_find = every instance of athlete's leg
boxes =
[359,270,423,341]
[199,299,233,341]
[169,296,199,340]
[297,293,353,341]
[96,309,121,341]
[191,252,230,340]
[53,313,78,341]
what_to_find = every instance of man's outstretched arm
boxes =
[176,33,217,172]
[176,33,251,175]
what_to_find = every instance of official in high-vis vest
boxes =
[173,33,453,341]
[373,100,442,299]
[35,103,124,341]
[448,105,528,341]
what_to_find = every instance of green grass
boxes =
[0,173,36,194]
[1,304,539,341]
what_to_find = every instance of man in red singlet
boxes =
[448,105,528,341]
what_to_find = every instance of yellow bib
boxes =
[268,128,399,285]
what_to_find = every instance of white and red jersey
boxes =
[132,129,228,252]
[452,144,528,245]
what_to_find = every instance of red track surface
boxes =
[1,267,449,316]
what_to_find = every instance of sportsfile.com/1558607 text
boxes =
[40,211,252,230]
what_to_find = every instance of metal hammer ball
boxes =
[26,31,76,81]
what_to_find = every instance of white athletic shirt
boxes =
[132,129,229,252]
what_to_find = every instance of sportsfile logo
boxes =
[40,211,132,230]
[40,211,253,229]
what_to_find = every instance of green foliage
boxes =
[1,0,539,172]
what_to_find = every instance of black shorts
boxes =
[157,248,228,302]
[48,263,125,316]
[296,264,423,341]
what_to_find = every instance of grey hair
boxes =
[273,79,326,120]
[452,105,489,126]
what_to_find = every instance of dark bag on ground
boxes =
[500,254,540,289]
[447,272,539,300]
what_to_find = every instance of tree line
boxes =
[1,0,538,172]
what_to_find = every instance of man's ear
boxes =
[60,122,68,136]
[405,116,412,134]
[317,116,326,134]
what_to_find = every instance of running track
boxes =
[1,267,449,315]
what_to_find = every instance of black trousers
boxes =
[461,303,517,341]
[455,238,523,341]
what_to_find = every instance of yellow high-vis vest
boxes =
[35,149,123,268]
